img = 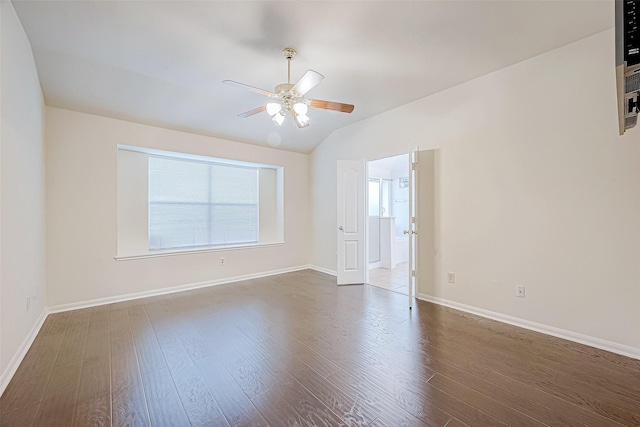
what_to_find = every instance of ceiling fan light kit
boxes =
[222,48,354,129]
[266,102,281,116]
[273,111,286,126]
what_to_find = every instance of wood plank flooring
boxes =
[1,269,639,426]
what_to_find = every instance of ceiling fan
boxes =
[222,47,354,128]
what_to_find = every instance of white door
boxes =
[337,160,366,285]
[408,149,419,308]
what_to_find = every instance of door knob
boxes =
[403,230,409,234]
[339,226,344,231]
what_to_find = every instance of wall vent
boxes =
[625,115,637,128]
[625,71,640,93]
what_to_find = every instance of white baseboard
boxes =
[2,265,312,397]
[0,309,47,396]
[417,293,640,361]
[47,265,310,314]
[308,265,337,276]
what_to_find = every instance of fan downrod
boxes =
[281,47,297,85]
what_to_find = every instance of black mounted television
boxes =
[616,0,639,135]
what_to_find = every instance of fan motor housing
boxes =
[275,83,294,93]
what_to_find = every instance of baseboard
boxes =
[0,309,47,396]
[48,265,310,314]
[308,265,337,276]
[368,261,382,269]
[417,293,640,361]
[3,265,312,397]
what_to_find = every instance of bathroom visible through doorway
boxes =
[367,153,411,295]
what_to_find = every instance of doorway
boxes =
[367,154,410,295]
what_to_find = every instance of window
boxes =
[149,156,258,250]
[116,146,284,258]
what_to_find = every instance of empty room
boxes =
[1,1,639,426]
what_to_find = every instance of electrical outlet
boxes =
[219,257,225,266]
[516,285,526,298]
[447,272,456,284]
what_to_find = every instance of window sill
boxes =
[114,241,285,261]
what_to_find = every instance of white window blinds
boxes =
[149,156,258,250]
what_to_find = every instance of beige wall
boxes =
[45,107,310,308]
[0,1,47,386]
[310,29,640,352]
[417,150,435,299]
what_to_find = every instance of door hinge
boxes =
[411,162,417,171]
[411,270,416,277]
[412,216,416,223]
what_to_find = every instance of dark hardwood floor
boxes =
[1,269,639,426]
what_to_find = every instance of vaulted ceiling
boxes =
[13,1,613,153]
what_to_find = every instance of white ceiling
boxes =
[13,1,613,154]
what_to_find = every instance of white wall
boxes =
[310,29,640,352]
[46,107,310,307]
[258,168,279,243]
[116,149,149,256]
[0,1,47,386]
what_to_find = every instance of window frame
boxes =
[115,145,284,260]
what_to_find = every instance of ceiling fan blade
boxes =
[222,80,277,98]
[289,110,310,128]
[308,99,355,113]
[291,70,324,96]
[238,105,266,118]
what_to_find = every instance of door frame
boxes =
[364,151,415,302]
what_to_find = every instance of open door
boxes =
[337,160,366,285]
[407,149,419,308]
[408,148,437,309]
